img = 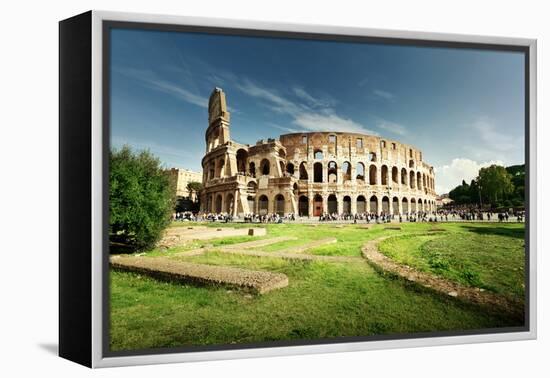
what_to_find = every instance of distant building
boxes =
[168,168,202,201]
[436,194,454,208]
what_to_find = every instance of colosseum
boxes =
[200,87,437,217]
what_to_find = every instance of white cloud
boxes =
[235,79,376,134]
[292,87,335,108]
[472,118,517,152]
[292,112,377,134]
[373,89,394,100]
[376,120,407,135]
[115,67,208,108]
[434,158,504,195]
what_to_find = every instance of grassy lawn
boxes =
[110,221,526,352]
[378,223,525,302]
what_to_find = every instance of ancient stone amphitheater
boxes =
[200,88,437,217]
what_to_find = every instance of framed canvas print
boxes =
[59,10,537,368]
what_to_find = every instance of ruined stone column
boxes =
[337,194,344,215]
[351,195,357,215]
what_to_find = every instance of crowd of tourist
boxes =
[173,207,524,224]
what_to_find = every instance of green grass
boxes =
[378,223,525,302]
[110,221,526,352]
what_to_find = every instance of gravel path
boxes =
[111,256,288,294]
[362,236,524,319]
[219,248,362,263]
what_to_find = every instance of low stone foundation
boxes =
[110,255,288,294]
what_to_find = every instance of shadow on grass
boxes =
[462,225,525,240]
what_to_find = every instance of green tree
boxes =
[186,181,203,199]
[109,146,176,252]
[477,164,514,206]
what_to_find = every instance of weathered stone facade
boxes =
[168,168,202,201]
[200,88,437,217]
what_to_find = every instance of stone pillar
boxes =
[308,194,314,217]
[377,196,382,216]
[398,197,402,215]
[322,194,328,214]
[337,194,343,215]
[233,190,239,217]
[351,195,357,215]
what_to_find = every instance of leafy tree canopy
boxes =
[110,146,176,252]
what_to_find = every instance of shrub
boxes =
[109,146,176,252]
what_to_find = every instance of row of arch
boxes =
[294,161,434,190]
[205,191,436,217]
[206,149,435,192]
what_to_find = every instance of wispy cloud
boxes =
[115,67,208,108]
[373,89,394,100]
[292,87,335,108]
[267,123,301,133]
[471,117,517,152]
[460,117,523,163]
[434,158,504,194]
[234,79,377,135]
[376,119,407,136]
[293,112,375,134]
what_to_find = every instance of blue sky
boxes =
[110,28,525,194]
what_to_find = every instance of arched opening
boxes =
[369,152,377,162]
[279,148,286,159]
[314,149,324,160]
[402,197,409,214]
[401,168,407,185]
[328,161,337,183]
[313,194,323,216]
[417,172,422,189]
[206,195,212,212]
[216,159,225,178]
[357,195,366,213]
[299,162,308,180]
[381,165,388,185]
[236,149,248,174]
[409,171,416,189]
[424,199,428,211]
[411,198,417,212]
[369,165,377,185]
[423,174,427,189]
[392,166,398,184]
[209,162,215,181]
[293,183,299,194]
[392,197,399,215]
[286,162,295,175]
[249,162,256,177]
[382,196,390,213]
[279,161,285,175]
[314,162,323,183]
[328,194,337,214]
[298,195,309,216]
[369,195,378,214]
[215,194,222,213]
[356,162,365,181]
[258,195,269,215]
[275,194,285,216]
[409,159,415,168]
[342,161,351,181]
[260,159,270,176]
[247,196,255,213]
[418,198,423,211]
[226,193,234,214]
[343,196,351,214]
